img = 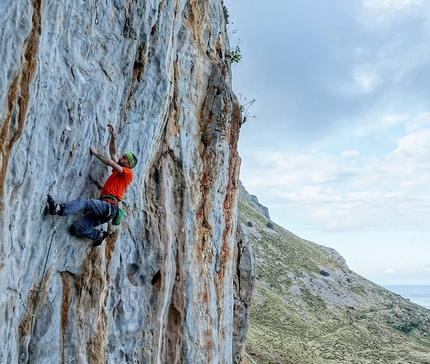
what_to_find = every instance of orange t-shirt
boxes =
[100,167,133,202]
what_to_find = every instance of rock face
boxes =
[238,181,270,220]
[0,0,254,363]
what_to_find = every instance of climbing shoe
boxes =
[93,231,109,247]
[47,194,57,215]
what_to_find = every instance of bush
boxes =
[231,45,242,64]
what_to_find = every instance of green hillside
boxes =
[238,186,430,364]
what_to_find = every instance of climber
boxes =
[47,124,138,246]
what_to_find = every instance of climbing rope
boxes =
[78,99,83,124]
[18,293,34,317]
[26,194,95,362]
[94,0,99,25]
[27,218,58,363]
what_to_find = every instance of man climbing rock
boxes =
[47,124,137,246]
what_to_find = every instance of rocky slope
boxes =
[0,1,255,363]
[238,185,430,364]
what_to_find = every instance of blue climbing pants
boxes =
[60,198,117,241]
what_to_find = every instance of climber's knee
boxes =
[70,221,86,237]
[69,223,77,236]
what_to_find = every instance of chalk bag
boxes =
[112,208,124,226]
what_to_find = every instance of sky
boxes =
[226,0,430,285]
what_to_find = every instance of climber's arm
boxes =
[107,124,118,163]
[90,147,124,174]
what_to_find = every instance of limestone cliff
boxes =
[0,0,254,363]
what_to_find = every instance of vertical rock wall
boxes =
[0,0,254,363]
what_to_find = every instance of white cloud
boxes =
[364,0,422,12]
[386,129,430,165]
[362,0,426,27]
[406,113,430,133]
[384,268,397,275]
[352,67,382,94]
[241,122,430,232]
[354,113,409,137]
[341,150,360,158]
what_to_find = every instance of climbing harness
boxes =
[101,194,123,225]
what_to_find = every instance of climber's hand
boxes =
[90,146,98,156]
[107,124,115,138]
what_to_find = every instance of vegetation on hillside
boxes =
[238,186,430,364]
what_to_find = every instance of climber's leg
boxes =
[69,213,102,241]
[67,199,117,241]
[60,197,110,216]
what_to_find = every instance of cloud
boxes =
[231,1,430,229]
[385,129,430,170]
[341,150,361,158]
[231,0,430,150]
[384,268,397,275]
[362,0,425,23]
[241,120,430,232]
[364,0,422,12]
[406,113,430,133]
[354,113,409,138]
[352,66,383,94]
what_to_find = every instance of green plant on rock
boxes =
[238,93,255,124]
[221,0,229,24]
[231,45,242,64]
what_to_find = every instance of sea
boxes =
[383,285,430,310]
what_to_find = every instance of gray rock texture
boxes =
[0,0,254,363]
[232,225,255,363]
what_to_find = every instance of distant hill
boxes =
[238,184,430,364]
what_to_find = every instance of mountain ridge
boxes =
[238,183,430,364]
